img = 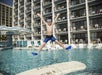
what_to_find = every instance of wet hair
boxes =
[47,19,52,22]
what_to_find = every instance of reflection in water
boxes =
[87,50,93,71]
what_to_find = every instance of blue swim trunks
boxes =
[43,35,56,43]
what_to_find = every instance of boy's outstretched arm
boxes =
[37,13,47,25]
[52,13,60,24]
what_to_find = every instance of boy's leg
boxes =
[55,40,65,49]
[51,36,65,49]
[55,40,72,51]
[51,37,72,50]
[32,37,50,56]
[38,42,46,53]
[32,42,46,55]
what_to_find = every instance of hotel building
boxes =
[12,0,102,47]
[0,1,12,48]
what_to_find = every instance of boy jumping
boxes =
[32,13,71,55]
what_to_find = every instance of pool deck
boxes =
[13,43,102,50]
[0,73,3,75]
[16,61,86,75]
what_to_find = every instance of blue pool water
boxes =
[0,48,102,75]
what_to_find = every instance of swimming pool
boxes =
[0,48,102,75]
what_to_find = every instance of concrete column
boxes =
[52,0,55,37]
[41,0,43,44]
[24,0,26,40]
[85,0,91,45]
[0,4,2,25]
[18,0,20,40]
[31,0,34,41]
[5,6,6,26]
[66,0,71,44]
[12,0,15,42]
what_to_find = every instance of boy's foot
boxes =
[32,52,38,56]
[66,45,72,51]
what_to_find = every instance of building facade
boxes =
[13,0,102,47]
[0,2,12,48]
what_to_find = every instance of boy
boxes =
[32,13,71,55]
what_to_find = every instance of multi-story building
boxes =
[0,1,12,48]
[13,0,102,47]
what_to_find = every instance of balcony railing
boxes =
[70,0,85,6]
[14,2,18,5]
[20,1,24,5]
[34,23,41,27]
[55,5,67,12]
[26,2,31,6]
[54,0,66,4]
[33,6,40,10]
[43,0,51,6]
[56,16,67,23]
[34,32,41,36]
[70,26,87,32]
[71,39,86,44]
[19,19,24,23]
[89,9,102,16]
[55,28,68,34]
[90,24,102,30]
[33,0,40,2]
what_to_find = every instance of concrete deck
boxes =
[0,73,3,75]
[16,61,86,75]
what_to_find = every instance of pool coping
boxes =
[16,61,86,75]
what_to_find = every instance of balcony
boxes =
[14,9,18,12]
[33,0,40,3]
[71,38,86,44]
[26,25,31,29]
[88,0,96,2]
[70,0,85,7]
[26,2,31,7]
[88,0,101,4]
[14,22,18,25]
[54,0,66,5]
[26,0,31,3]
[70,9,86,20]
[71,33,87,44]
[90,32,102,44]
[70,25,87,33]
[25,17,31,22]
[19,1,24,5]
[34,31,41,36]
[56,14,67,24]
[19,13,24,17]
[19,19,24,23]
[19,10,24,14]
[25,8,31,14]
[43,12,52,17]
[20,24,24,27]
[14,2,18,6]
[89,9,102,18]
[14,5,18,9]
[19,5,24,9]
[90,24,102,31]
[34,23,41,28]
[33,14,40,19]
[55,5,67,12]
[43,0,51,7]
[55,28,68,35]
[33,6,40,10]
[43,8,52,16]
[26,34,31,38]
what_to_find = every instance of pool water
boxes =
[0,48,102,75]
